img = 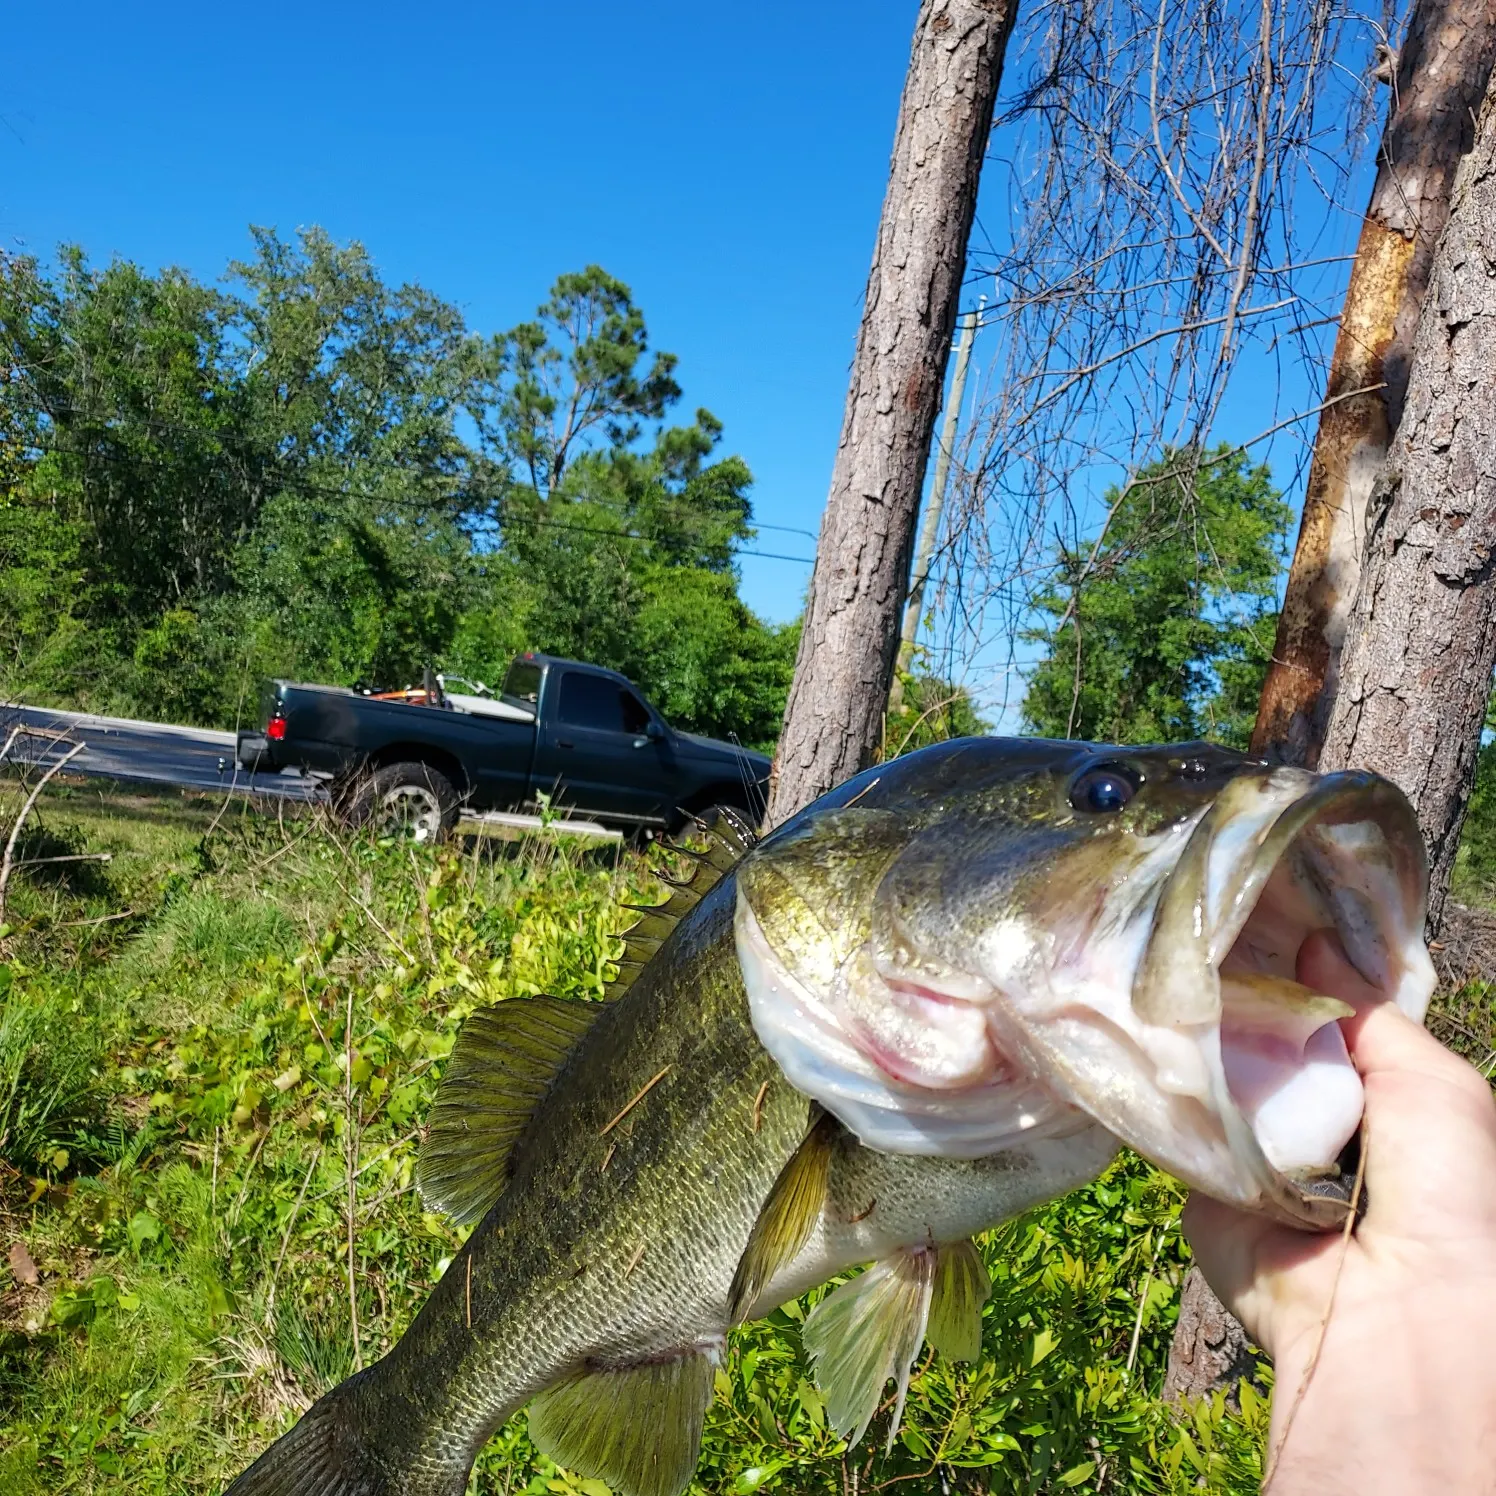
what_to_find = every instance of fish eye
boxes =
[1070,764,1139,814]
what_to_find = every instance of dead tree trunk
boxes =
[1318,72,1496,933]
[764,0,1017,827]
[1250,0,1496,767]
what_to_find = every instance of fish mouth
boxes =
[1129,767,1435,1229]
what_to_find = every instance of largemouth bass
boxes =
[225,738,1434,1496]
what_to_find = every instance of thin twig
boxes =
[1261,1134,1367,1491]
[0,741,85,923]
[1218,0,1277,365]
[268,1146,322,1313]
[599,1066,671,1136]
[345,980,362,1371]
[1125,1230,1167,1375]
[10,852,112,867]
[751,1079,771,1134]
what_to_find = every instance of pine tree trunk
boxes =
[1319,71,1496,933]
[764,0,1017,827]
[1250,0,1496,768]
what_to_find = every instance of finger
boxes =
[1300,930,1496,1234]
[1351,1003,1496,1237]
[1181,1193,1331,1356]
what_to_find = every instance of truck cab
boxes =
[238,653,770,840]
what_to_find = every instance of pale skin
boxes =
[1185,929,1496,1493]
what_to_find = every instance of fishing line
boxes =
[1260,1129,1367,1492]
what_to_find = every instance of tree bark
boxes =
[1319,71,1496,934]
[764,0,1017,827]
[1163,1267,1262,1408]
[1250,0,1496,768]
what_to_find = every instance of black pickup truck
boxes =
[236,653,770,841]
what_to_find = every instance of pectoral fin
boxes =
[527,1344,719,1496]
[416,995,599,1225]
[801,1245,936,1451]
[728,1107,838,1321]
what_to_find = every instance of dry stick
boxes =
[52,909,137,929]
[227,1128,272,1228]
[1217,0,1277,367]
[1261,1137,1368,1492]
[750,1079,771,1134]
[10,852,112,867]
[599,1066,672,1136]
[345,980,363,1371]
[0,741,84,924]
[268,1146,322,1315]
[1125,1229,1168,1376]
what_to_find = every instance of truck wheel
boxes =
[345,762,460,844]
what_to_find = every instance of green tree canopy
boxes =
[1021,448,1290,747]
[0,237,796,749]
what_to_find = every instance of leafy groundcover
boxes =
[0,780,1270,1494]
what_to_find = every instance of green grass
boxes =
[0,777,1271,1495]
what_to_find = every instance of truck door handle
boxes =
[556,739,574,749]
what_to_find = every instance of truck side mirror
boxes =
[645,719,664,741]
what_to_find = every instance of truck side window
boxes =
[620,691,650,735]
[558,672,648,734]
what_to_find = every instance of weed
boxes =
[0,784,1272,1495]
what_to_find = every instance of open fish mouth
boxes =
[1122,768,1435,1228]
[736,749,1437,1233]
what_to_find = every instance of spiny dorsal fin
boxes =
[416,996,600,1224]
[803,1238,988,1451]
[728,1107,838,1321]
[924,1239,991,1363]
[604,805,758,1003]
[527,1344,719,1496]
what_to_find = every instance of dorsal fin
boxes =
[416,996,600,1224]
[604,805,758,1002]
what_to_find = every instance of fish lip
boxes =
[1135,768,1433,1231]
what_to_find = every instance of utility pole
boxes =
[887,300,982,719]
[765,0,1018,828]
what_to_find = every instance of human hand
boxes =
[1184,929,1496,1493]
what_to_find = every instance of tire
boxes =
[344,761,460,844]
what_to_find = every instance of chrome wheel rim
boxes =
[376,783,443,842]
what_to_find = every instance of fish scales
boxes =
[228,827,1103,1496]
[225,737,1437,1496]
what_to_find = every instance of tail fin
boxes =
[223,1370,467,1496]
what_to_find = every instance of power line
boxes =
[11,434,817,564]
[6,389,821,540]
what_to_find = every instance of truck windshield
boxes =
[501,660,543,711]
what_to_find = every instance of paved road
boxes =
[0,703,619,839]
[0,704,320,800]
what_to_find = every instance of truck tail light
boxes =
[266,715,287,742]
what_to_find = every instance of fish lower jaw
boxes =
[1099,771,1438,1224]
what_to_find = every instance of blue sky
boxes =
[3,0,930,624]
[3,0,1376,657]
